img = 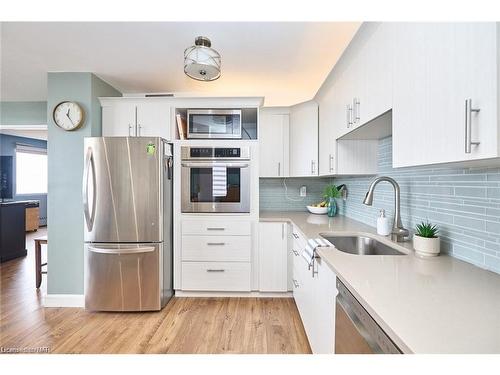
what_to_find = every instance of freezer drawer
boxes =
[85,243,162,311]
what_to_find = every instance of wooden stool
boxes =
[34,236,48,289]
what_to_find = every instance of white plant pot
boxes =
[413,235,440,257]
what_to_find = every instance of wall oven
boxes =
[181,146,251,213]
[187,109,242,139]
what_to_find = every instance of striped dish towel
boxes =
[212,165,227,197]
[301,238,333,267]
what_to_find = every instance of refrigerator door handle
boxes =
[165,156,173,180]
[83,147,97,232]
[88,246,155,254]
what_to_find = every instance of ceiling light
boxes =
[184,36,221,82]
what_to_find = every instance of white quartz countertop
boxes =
[260,210,500,354]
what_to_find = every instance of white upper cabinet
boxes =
[289,100,319,177]
[135,102,171,139]
[102,101,136,137]
[324,23,394,139]
[101,99,171,139]
[362,23,394,123]
[393,23,499,167]
[318,77,338,176]
[259,109,289,177]
[455,23,498,162]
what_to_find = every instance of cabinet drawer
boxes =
[182,220,252,236]
[182,235,251,262]
[293,250,310,280]
[181,262,251,291]
[291,224,307,251]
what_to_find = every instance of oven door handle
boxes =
[181,162,250,168]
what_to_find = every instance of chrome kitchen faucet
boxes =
[363,176,409,242]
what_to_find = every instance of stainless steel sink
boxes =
[322,235,407,256]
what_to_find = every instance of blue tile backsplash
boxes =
[259,136,500,274]
[333,136,500,274]
[259,177,332,211]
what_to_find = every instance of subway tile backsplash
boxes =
[333,136,500,274]
[259,177,332,211]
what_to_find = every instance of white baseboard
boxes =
[43,294,84,308]
[175,290,293,298]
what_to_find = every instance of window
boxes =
[15,146,47,195]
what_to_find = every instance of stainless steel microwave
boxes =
[187,109,242,139]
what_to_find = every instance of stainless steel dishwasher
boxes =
[335,278,402,354]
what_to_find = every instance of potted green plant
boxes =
[413,221,440,257]
[323,184,342,217]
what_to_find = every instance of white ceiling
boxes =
[0,22,359,106]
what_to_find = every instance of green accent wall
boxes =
[47,72,121,295]
[0,101,47,125]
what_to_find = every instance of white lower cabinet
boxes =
[290,226,338,354]
[181,262,251,291]
[182,235,251,262]
[310,258,337,354]
[180,218,253,292]
[258,222,288,292]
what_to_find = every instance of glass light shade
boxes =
[184,41,221,81]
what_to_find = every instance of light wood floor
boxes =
[0,229,311,354]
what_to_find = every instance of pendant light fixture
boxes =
[184,36,221,81]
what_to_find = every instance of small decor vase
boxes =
[327,197,337,217]
[413,235,440,257]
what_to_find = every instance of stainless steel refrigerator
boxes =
[83,137,173,311]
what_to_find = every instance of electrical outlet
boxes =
[299,186,307,197]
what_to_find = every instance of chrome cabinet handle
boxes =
[346,104,353,128]
[138,124,142,136]
[311,160,316,175]
[278,162,281,176]
[206,269,225,273]
[353,97,360,123]
[207,227,225,231]
[282,223,285,239]
[292,279,299,288]
[207,242,225,246]
[465,98,480,153]
[134,106,138,136]
[329,154,334,172]
[128,124,132,136]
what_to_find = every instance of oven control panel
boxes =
[182,147,250,160]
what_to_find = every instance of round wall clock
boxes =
[53,101,85,131]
